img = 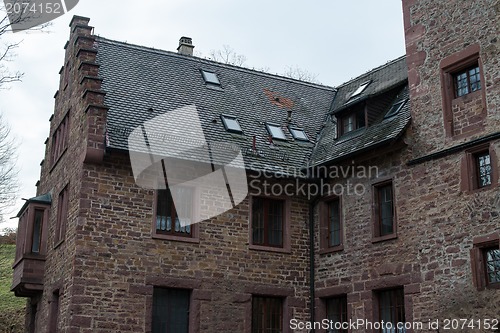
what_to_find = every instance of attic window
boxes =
[289,127,308,141]
[348,80,371,100]
[385,99,407,119]
[201,70,220,85]
[266,123,286,140]
[221,115,243,133]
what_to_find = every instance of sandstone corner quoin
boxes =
[11,1,500,332]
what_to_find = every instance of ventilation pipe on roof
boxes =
[177,36,194,56]
[287,110,292,123]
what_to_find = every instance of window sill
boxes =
[372,233,397,243]
[319,245,344,255]
[249,244,291,254]
[465,183,498,194]
[152,233,199,244]
[486,283,500,290]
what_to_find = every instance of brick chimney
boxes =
[177,36,194,56]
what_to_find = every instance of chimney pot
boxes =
[177,36,194,56]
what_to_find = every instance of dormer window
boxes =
[201,70,220,85]
[340,109,365,135]
[348,80,371,101]
[221,115,243,134]
[385,99,407,119]
[266,123,286,140]
[288,126,308,141]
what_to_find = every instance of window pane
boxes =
[152,288,190,333]
[378,185,394,236]
[252,297,283,333]
[268,200,283,247]
[455,71,469,97]
[267,124,286,140]
[469,67,481,92]
[485,248,500,284]
[222,116,242,133]
[156,188,192,236]
[326,296,347,333]
[202,70,220,85]
[476,152,492,188]
[329,200,341,247]
[252,197,265,245]
[379,289,405,333]
[31,210,44,253]
[289,128,308,141]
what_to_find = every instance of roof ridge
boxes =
[335,55,407,89]
[95,36,337,92]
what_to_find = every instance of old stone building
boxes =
[11,0,499,332]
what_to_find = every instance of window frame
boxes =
[440,44,486,138]
[152,187,199,244]
[453,64,481,98]
[385,99,408,119]
[251,296,284,333]
[374,288,406,332]
[249,195,291,253]
[461,143,498,192]
[54,184,69,248]
[471,233,500,290]
[325,295,348,333]
[372,179,397,243]
[319,195,344,254]
[50,111,70,168]
[201,69,221,86]
[339,108,366,136]
[288,126,309,141]
[152,287,191,333]
[266,123,287,141]
[221,114,243,134]
[348,80,371,101]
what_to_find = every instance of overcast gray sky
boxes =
[0,0,406,228]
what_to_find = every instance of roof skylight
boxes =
[201,70,220,85]
[221,115,243,133]
[289,127,309,141]
[266,123,286,140]
[348,80,371,100]
[385,99,407,118]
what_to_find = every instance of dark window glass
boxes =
[55,185,69,245]
[341,109,365,135]
[379,288,405,333]
[378,184,394,236]
[31,209,44,253]
[328,200,341,247]
[252,296,283,333]
[475,152,492,188]
[485,248,500,284]
[156,187,193,236]
[454,65,481,97]
[152,288,190,333]
[326,296,347,333]
[252,197,284,247]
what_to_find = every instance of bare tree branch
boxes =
[209,45,247,66]
[283,65,321,84]
[0,113,18,222]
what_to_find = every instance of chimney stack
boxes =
[177,36,194,56]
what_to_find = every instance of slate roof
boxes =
[95,37,409,175]
[95,37,336,176]
[310,57,410,166]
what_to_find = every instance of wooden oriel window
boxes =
[252,197,284,247]
[252,296,283,333]
[377,288,405,332]
[152,288,190,333]
[326,296,348,333]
